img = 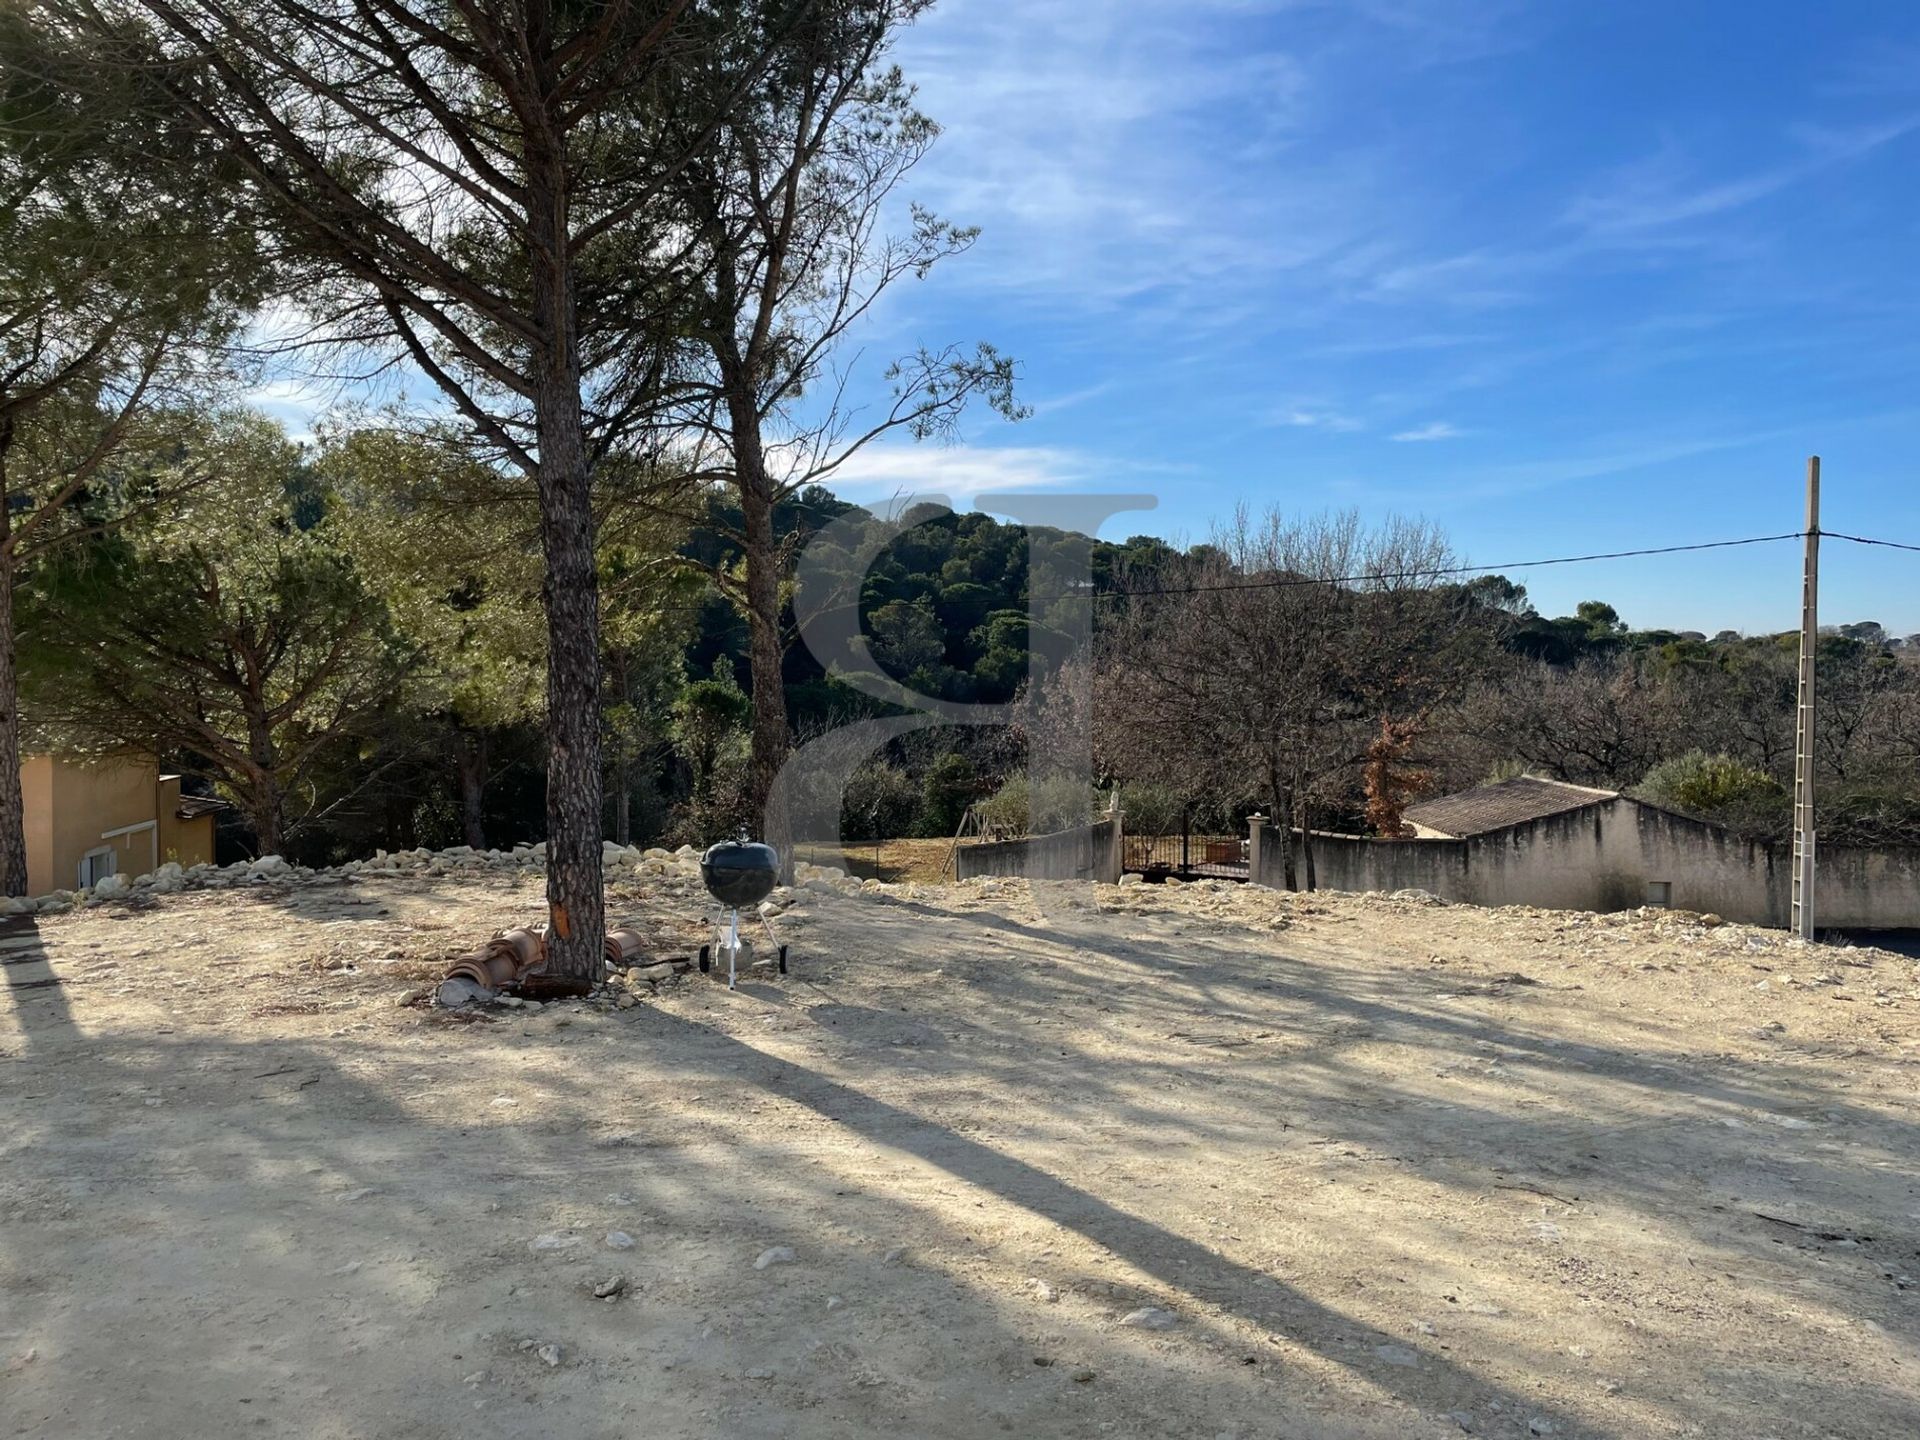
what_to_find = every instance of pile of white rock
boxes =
[3,853,307,915]
[4,838,881,916]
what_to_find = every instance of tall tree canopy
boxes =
[21,0,816,976]
[0,5,253,891]
[22,413,415,854]
[659,0,1020,869]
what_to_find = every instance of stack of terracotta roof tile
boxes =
[604,928,648,971]
[443,926,548,994]
[438,925,657,1007]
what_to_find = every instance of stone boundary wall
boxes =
[954,818,1123,884]
[1248,800,1920,929]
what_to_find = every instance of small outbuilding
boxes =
[19,751,228,895]
[1404,776,1618,841]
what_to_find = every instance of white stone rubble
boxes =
[1,832,881,916]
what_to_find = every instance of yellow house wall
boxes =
[21,753,56,897]
[39,753,162,892]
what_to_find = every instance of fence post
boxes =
[1248,813,1267,884]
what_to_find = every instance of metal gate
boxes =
[1122,818,1247,881]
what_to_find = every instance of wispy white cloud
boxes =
[1348,112,1920,314]
[1338,423,1810,507]
[1274,403,1363,433]
[1390,421,1463,442]
[820,440,1193,515]
[892,0,1525,331]
[1027,380,1119,418]
[821,442,1108,503]
[1562,116,1920,239]
[1822,37,1920,100]
[1301,331,1489,359]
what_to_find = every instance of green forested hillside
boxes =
[17,426,1918,863]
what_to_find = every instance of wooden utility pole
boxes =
[1791,456,1820,939]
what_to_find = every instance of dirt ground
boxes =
[3,860,1918,1440]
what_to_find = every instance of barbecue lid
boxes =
[700,839,778,873]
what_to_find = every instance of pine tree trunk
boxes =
[457,729,487,850]
[243,770,285,860]
[0,549,28,897]
[743,488,787,834]
[533,426,605,983]
[242,703,286,858]
[252,796,284,859]
[728,387,791,876]
[527,150,605,986]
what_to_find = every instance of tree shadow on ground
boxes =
[0,931,1609,1440]
[6,890,1918,1439]
[814,890,1920,1391]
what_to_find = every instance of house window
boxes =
[1646,880,1672,908]
[79,846,118,889]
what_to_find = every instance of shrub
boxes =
[921,753,978,838]
[975,774,1097,837]
[841,763,923,842]
[1634,751,1788,840]
[1118,781,1183,838]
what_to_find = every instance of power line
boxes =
[1827,531,1920,555]
[1070,530,1808,603]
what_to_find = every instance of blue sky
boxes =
[241,2,1920,635]
[818,0,1920,634]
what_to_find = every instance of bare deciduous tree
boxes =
[1100,508,1498,889]
[1467,657,1676,788]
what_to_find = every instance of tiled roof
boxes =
[1404,775,1617,839]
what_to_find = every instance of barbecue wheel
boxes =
[777,944,789,975]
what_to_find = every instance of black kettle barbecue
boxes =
[699,839,779,907]
[697,836,789,988]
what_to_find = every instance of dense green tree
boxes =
[868,598,945,679]
[319,425,545,848]
[21,416,415,855]
[671,662,752,842]
[0,11,254,891]
[326,424,699,850]
[920,752,977,838]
